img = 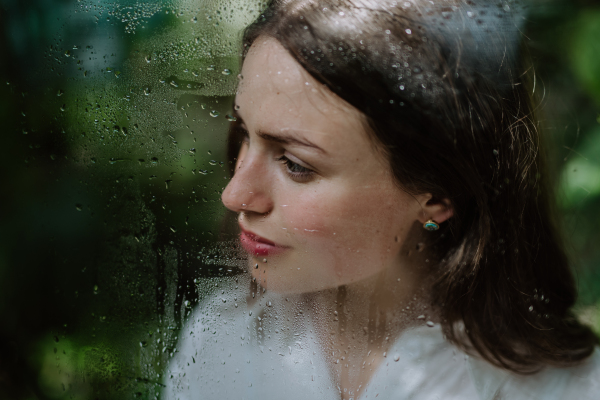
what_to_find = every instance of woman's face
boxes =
[221,37,439,294]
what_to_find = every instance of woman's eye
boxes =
[277,155,315,181]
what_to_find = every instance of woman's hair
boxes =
[229,0,598,372]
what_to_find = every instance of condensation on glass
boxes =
[2,1,600,400]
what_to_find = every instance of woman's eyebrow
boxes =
[233,108,326,154]
[255,129,327,154]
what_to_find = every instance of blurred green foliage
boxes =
[0,0,599,399]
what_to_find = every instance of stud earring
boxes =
[423,219,439,231]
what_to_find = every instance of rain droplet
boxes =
[393,354,400,362]
[210,110,220,117]
[226,114,237,121]
[75,204,83,211]
[405,29,412,34]
[222,69,231,75]
[426,321,435,327]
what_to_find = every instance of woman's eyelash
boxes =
[276,155,314,181]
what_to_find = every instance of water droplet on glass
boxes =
[210,110,220,117]
[405,29,412,34]
[393,354,400,362]
[226,114,237,121]
[75,204,83,211]
[426,321,435,327]
[222,68,231,75]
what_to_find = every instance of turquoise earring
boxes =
[423,219,439,231]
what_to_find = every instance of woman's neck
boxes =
[302,246,438,399]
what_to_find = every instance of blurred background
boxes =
[0,0,599,399]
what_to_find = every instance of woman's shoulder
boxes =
[467,347,600,400]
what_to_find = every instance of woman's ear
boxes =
[418,195,454,225]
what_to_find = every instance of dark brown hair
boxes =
[231,0,598,373]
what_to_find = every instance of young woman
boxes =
[163,1,600,398]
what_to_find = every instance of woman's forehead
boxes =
[241,37,306,93]
[236,37,368,146]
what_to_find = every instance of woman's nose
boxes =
[221,150,274,215]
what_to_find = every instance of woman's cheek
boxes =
[281,200,335,243]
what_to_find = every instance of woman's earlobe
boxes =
[419,197,454,225]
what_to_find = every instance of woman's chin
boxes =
[248,260,340,295]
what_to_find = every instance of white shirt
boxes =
[162,279,600,400]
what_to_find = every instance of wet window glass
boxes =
[2,0,600,399]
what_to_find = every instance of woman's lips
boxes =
[239,229,288,256]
